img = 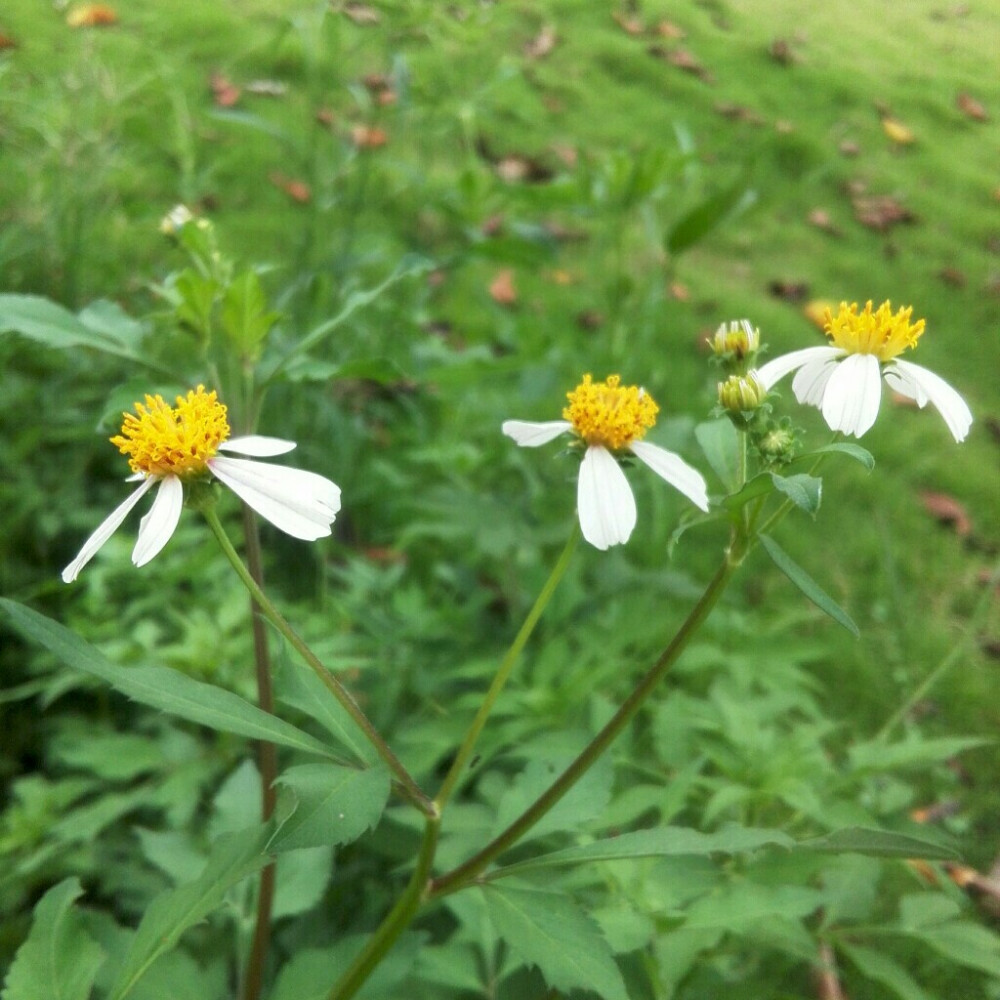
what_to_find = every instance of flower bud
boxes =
[160,204,194,236]
[717,372,767,413]
[709,319,760,361]
[757,427,797,464]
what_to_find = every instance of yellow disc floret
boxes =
[824,300,925,361]
[563,374,658,450]
[111,385,230,477]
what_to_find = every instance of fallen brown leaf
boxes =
[807,209,841,236]
[495,154,553,183]
[576,310,604,330]
[480,214,505,237]
[649,46,714,83]
[668,281,690,301]
[316,108,337,127]
[342,2,380,25]
[938,266,967,288]
[489,269,518,306]
[769,38,796,65]
[66,4,117,27]
[550,143,578,167]
[612,12,644,35]
[957,92,989,121]
[362,73,397,105]
[768,279,810,302]
[524,25,557,59]
[350,124,388,149]
[715,102,763,125]
[655,20,685,39]
[920,491,971,536]
[838,139,860,157]
[0,31,17,50]
[210,72,241,108]
[269,173,311,203]
[852,194,915,232]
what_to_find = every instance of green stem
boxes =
[435,524,580,810]
[428,544,742,898]
[328,816,441,1000]
[203,506,436,818]
[240,505,278,1000]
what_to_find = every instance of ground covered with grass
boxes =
[1,2,999,998]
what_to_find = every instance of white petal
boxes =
[61,477,158,583]
[132,476,184,567]
[209,456,341,540]
[791,355,839,407]
[577,446,637,550]
[629,440,709,512]
[757,346,843,389]
[821,352,883,437]
[502,420,572,447]
[219,435,297,457]
[885,359,973,442]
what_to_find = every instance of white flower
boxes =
[503,374,709,551]
[62,387,341,582]
[758,300,972,441]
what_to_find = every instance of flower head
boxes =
[62,386,341,582]
[503,374,709,550]
[757,300,972,440]
[717,371,767,414]
[708,319,760,362]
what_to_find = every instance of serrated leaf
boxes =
[666,179,756,254]
[2,878,105,1000]
[109,825,272,1000]
[0,294,143,363]
[487,826,794,881]
[840,943,933,1000]
[0,600,337,760]
[220,270,279,354]
[757,535,859,637]
[798,827,960,861]
[694,418,740,492]
[808,442,875,471]
[270,764,390,851]
[771,473,822,516]
[482,885,627,1000]
[848,735,989,772]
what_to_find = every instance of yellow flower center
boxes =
[563,374,658,450]
[824,300,924,361]
[111,385,230,477]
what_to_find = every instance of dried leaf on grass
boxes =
[957,92,989,121]
[0,32,17,50]
[66,4,117,27]
[612,12,644,35]
[715,102,764,125]
[210,72,241,108]
[920,491,971,536]
[938,266,967,288]
[269,173,311,204]
[341,2,380,25]
[362,73,397,105]
[489,269,518,306]
[881,116,915,145]
[648,46,714,83]
[524,25,557,59]
[807,209,841,236]
[769,38,797,65]
[655,20,686,39]
[350,125,388,149]
[851,194,915,232]
[838,139,860,157]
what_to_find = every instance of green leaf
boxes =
[694,418,740,492]
[666,178,757,254]
[839,943,934,1000]
[912,922,1000,977]
[270,764,391,852]
[849,735,989,772]
[0,600,337,760]
[273,848,335,919]
[2,878,105,1000]
[757,535,860,637]
[807,442,876,471]
[771,473,822,517]
[797,827,960,861]
[721,473,776,512]
[487,826,795,881]
[220,270,279,355]
[0,294,145,363]
[108,825,272,1000]
[274,657,376,764]
[481,884,628,1000]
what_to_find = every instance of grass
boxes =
[1,0,999,993]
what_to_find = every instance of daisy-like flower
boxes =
[62,386,341,582]
[757,300,972,441]
[503,374,709,550]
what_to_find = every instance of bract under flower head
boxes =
[824,300,924,361]
[111,386,230,478]
[563,374,658,450]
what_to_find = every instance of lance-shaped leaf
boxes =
[0,600,338,760]
[806,442,875,471]
[482,884,628,1000]
[2,878,105,1000]
[798,826,960,860]
[757,535,859,637]
[108,825,272,1000]
[840,943,934,1000]
[666,178,757,255]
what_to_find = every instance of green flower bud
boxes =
[708,319,760,361]
[718,372,767,413]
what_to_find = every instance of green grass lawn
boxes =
[1,1,999,996]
